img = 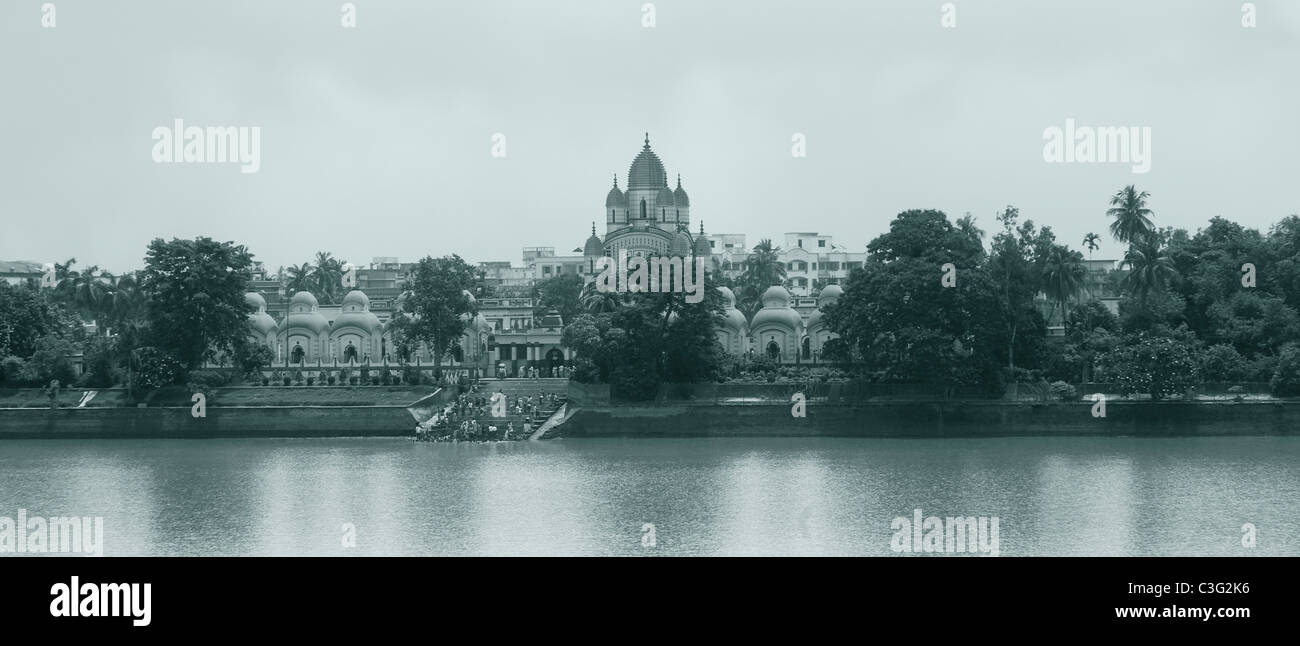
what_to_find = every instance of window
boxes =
[828,262,840,271]
[811,263,817,270]
[818,240,826,248]
[846,261,862,270]
[709,241,715,248]
[798,240,803,248]
[543,266,552,275]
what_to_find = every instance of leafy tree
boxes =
[534,273,584,326]
[1269,343,1300,396]
[0,281,77,358]
[1205,292,1300,358]
[825,209,1005,394]
[1200,344,1250,383]
[987,206,1049,374]
[138,237,256,372]
[388,255,478,378]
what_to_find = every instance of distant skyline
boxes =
[3,0,1298,273]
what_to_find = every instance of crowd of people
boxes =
[414,385,564,443]
[497,364,573,379]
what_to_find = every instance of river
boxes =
[1,436,1296,556]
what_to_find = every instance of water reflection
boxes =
[0,436,1296,556]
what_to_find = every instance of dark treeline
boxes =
[822,185,1300,399]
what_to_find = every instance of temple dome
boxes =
[670,230,692,257]
[693,236,711,257]
[656,186,676,207]
[752,285,801,331]
[291,291,319,309]
[674,176,690,207]
[627,134,668,189]
[341,289,370,311]
[245,292,277,336]
[716,287,748,334]
[281,291,328,335]
[816,284,844,308]
[605,182,625,208]
[584,224,604,256]
[334,289,381,334]
[761,285,792,308]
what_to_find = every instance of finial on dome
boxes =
[699,221,705,235]
[677,174,681,188]
[612,173,618,188]
[591,222,596,236]
[644,132,650,149]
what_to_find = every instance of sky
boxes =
[2,0,1298,273]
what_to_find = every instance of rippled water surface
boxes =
[1,436,1297,556]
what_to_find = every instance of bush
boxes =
[370,376,379,385]
[1200,344,1249,383]
[292,369,304,385]
[380,370,392,386]
[188,370,230,388]
[1049,380,1077,402]
[327,374,336,385]
[1,356,28,386]
[1270,344,1300,396]
[134,347,183,391]
[1097,332,1200,400]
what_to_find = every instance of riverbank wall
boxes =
[554,400,1300,438]
[0,405,417,439]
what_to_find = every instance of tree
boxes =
[0,281,77,358]
[312,251,345,304]
[987,206,1047,375]
[736,239,786,319]
[534,273,584,326]
[285,263,313,295]
[579,279,622,314]
[389,255,478,378]
[1041,245,1086,329]
[138,237,255,372]
[1097,331,1200,400]
[1107,185,1155,246]
[825,209,1005,395]
[1082,232,1101,300]
[1123,242,1179,302]
[55,262,113,329]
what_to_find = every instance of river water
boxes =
[1,436,1296,556]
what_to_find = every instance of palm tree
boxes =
[1042,246,1086,330]
[104,273,150,400]
[312,252,344,303]
[579,280,621,314]
[1106,185,1155,246]
[57,263,114,330]
[286,263,314,295]
[1123,243,1179,302]
[736,239,786,319]
[1082,232,1101,301]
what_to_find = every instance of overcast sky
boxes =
[3,0,1298,273]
